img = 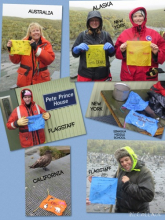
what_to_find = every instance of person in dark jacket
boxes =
[115,7,165,81]
[114,146,155,213]
[72,11,115,81]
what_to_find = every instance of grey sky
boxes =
[70,0,165,10]
[3,4,62,20]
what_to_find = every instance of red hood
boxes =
[129,7,147,28]
[20,88,35,106]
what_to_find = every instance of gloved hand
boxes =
[30,41,37,50]
[7,40,12,52]
[73,43,89,54]
[42,112,50,120]
[103,42,115,53]
[17,117,28,126]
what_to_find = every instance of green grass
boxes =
[1,16,62,51]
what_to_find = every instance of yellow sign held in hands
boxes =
[86,45,106,68]
[10,40,31,56]
[126,41,151,66]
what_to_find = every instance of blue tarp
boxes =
[122,91,149,111]
[27,114,45,132]
[125,110,158,136]
[89,177,118,205]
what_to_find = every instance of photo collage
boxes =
[0,0,165,220]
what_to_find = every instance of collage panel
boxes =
[0,4,62,92]
[86,139,165,214]
[86,81,165,139]
[25,145,71,216]
[70,1,165,82]
[0,77,86,151]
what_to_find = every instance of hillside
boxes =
[1,16,62,51]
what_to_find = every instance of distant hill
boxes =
[1,16,62,51]
[70,9,131,39]
[70,8,164,39]
[88,140,165,156]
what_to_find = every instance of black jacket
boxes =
[115,161,155,213]
[72,11,115,80]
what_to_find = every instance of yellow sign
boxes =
[86,45,106,68]
[10,40,31,55]
[126,41,151,66]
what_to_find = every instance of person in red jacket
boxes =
[6,89,50,148]
[115,7,165,81]
[7,22,55,87]
[150,81,165,96]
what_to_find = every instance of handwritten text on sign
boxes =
[10,40,31,55]
[89,177,118,205]
[43,89,76,111]
[86,45,106,68]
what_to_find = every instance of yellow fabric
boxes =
[39,195,67,216]
[10,40,31,55]
[126,41,151,66]
[86,44,106,68]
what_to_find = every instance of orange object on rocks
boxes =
[39,195,67,216]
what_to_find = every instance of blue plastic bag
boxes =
[125,110,158,136]
[89,177,118,205]
[122,91,149,111]
[27,114,45,132]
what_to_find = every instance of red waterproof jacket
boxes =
[9,36,55,87]
[115,7,165,81]
[6,88,46,148]
[150,81,165,96]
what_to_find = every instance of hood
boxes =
[20,88,34,106]
[129,7,147,28]
[115,146,140,172]
[86,11,103,30]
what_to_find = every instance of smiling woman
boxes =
[114,146,155,213]
[6,22,55,87]
[71,10,115,82]
[115,6,165,81]
[132,10,145,25]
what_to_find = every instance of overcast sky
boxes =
[3,4,62,20]
[70,0,165,10]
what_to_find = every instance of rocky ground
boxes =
[0,50,61,92]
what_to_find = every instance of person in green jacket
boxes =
[114,146,155,213]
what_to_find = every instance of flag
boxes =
[89,177,118,205]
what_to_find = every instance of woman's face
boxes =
[89,17,100,29]
[23,96,31,105]
[30,26,41,42]
[119,156,132,171]
[132,13,144,25]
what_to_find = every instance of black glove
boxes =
[30,42,37,50]
[7,47,11,52]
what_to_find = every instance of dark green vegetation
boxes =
[70,8,164,40]
[39,146,67,159]
[1,16,61,51]
[88,140,165,156]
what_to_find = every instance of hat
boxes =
[132,10,145,18]
[22,90,32,98]
[114,148,130,162]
